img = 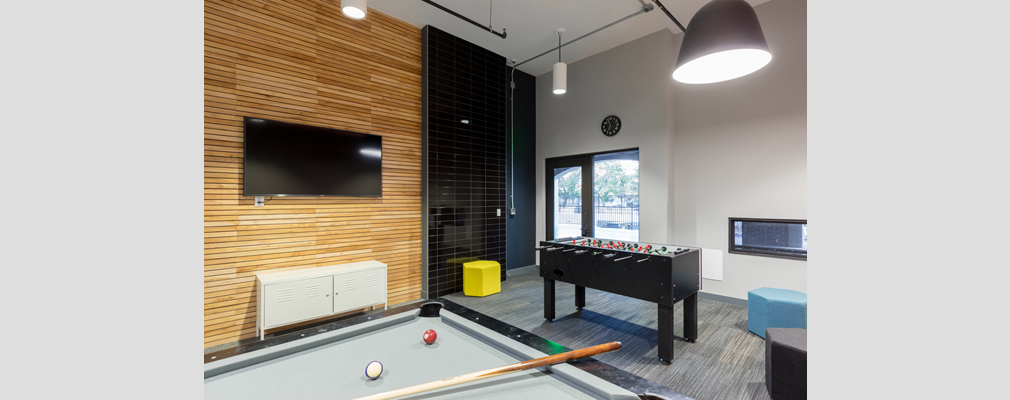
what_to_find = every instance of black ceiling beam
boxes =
[420,0,507,39]
[653,0,687,32]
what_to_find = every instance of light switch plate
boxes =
[496,208,501,216]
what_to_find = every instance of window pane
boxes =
[593,151,639,241]
[729,218,807,260]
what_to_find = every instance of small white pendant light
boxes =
[553,29,567,94]
[553,63,567,94]
[341,0,367,19]
[672,0,771,84]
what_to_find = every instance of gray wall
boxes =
[671,0,807,299]
[536,0,807,300]
[535,29,678,247]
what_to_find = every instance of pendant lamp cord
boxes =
[558,31,562,62]
[509,65,515,213]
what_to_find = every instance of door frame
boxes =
[545,155,592,240]
[545,148,639,241]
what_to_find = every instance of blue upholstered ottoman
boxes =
[748,287,807,338]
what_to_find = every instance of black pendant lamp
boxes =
[672,0,771,84]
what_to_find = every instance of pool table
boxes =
[204,299,693,400]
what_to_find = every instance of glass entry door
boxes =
[547,156,592,240]
[591,150,639,242]
[546,149,640,241]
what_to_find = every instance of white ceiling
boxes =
[366,0,771,76]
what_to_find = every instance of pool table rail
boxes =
[204,298,694,400]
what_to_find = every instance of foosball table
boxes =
[536,236,702,364]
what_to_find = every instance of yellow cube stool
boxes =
[463,260,501,297]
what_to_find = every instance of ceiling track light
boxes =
[657,0,772,84]
[341,0,367,19]
[553,29,567,95]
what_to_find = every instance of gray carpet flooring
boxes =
[443,267,771,400]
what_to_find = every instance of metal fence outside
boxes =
[557,206,639,230]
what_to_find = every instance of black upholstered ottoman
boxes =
[765,328,807,400]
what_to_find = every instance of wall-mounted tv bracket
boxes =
[254,196,265,207]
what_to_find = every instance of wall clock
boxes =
[601,115,621,137]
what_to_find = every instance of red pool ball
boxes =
[422,329,437,345]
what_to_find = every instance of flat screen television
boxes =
[243,117,382,197]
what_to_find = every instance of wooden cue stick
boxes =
[352,341,622,400]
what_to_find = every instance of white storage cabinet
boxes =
[255,260,387,340]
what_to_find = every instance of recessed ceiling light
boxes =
[341,0,366,19]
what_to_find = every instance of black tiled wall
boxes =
[423,26,507,298]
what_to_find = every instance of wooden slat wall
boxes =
[204,0,423,349]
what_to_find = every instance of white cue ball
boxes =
[365,360,383,380]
